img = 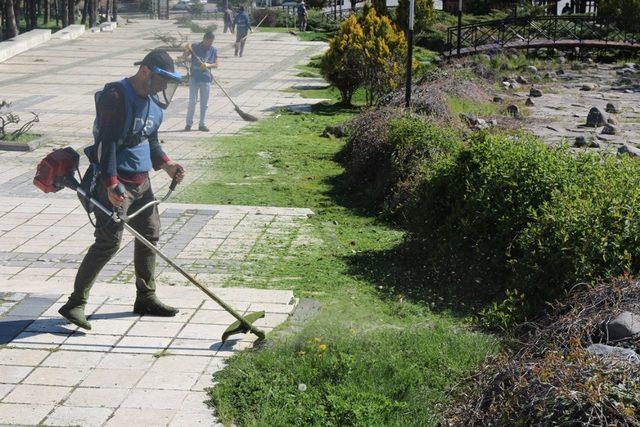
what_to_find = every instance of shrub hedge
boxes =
[343,113,640,321]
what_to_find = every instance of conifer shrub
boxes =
[395,0,435,35]
[320,9,408,105]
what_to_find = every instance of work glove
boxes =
[200,63,208,71]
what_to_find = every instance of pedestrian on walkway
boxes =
[183,31,219,132]
[223,5,235,33]
[58,49,185,330]
[234,6,252,57]
[297,0,308,32]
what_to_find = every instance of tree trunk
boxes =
[81,0,87,23]
[61,0,68,26]
[66,0,73,24]
[0,0,4,41]
[30,0,38,29]
[43,0,49,23]
[88,0,94,26]
[90,0,96,27]
[5,0,18,37]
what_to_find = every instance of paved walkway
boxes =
[0,18,326,426]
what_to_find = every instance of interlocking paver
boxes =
[165,338,221,356]
[95,353,155,371]
[121,389,189,410]
[0,384,14,400]
[127,320,183,338]
[179,391,210,412]
[106,407,175,426]
[64,387,129,408]
[43,406,114,427]
[136,369,200,390]
[3,384,71,405]
[0,403,52,424]
[111,336,173,354]
[150,355,210,373]
[80,369,144,389]
[59,332,120,352]
[0,365,34,383]
[23,366,87,387]
[169,410,220,426]
[0,348,49,366]
[41,350,104,369]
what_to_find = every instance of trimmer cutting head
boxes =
[222,311,265,343]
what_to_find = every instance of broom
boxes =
[186,44,258,122]
[235,13,269,46]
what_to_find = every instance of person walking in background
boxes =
[234,6,251,57]
[183,31,219,132]
[297,0,308,32]
[223,6,234,33]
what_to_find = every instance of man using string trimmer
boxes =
[57,49,185,330]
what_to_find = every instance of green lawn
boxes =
[258,26,332,42]
[177,86,498,426]
[0,132,41,143]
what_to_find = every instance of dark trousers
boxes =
[71,177,161,303]
[235,29,248,56]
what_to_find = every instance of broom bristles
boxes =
[235,105,258,122]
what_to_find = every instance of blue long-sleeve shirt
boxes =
[93,80,169,187]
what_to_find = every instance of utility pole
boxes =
[456,0,462,55]
[405,0,414,108]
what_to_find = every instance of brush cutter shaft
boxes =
[124,169,182,222]
[72,180,266,341]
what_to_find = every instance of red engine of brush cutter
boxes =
[33,147,79,193]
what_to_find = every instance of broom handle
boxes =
[211,77,239,109]
[240,13,268,42]
[71,180,266,340]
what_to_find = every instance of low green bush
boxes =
[307,9,339,32]
[515,153,640,300]
[344,111,640,323]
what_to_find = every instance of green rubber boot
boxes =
[58,298,92,330]
[133,293,179,317]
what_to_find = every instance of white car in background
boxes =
[172,0,190,10]
[172,0,206,10]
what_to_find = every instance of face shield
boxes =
[150,66,182,109]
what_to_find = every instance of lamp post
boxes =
[456,0,462,55]
[405,0,414,108]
